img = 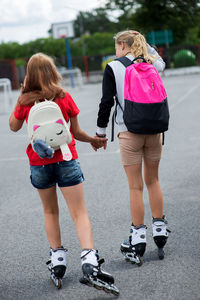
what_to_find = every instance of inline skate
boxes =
[79,249,119,296]
[152,216,171,259]
[121,224,147,266]
[46,247,67,289]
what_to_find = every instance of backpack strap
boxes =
[115,56,147,66]
[111,96,123,142]
[162,132,165,145]
[132,56,147,63]
[115,56,133,67]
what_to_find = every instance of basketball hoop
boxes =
[51,21,75,88]
[51,21,75,39]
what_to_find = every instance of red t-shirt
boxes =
[14,92,79,166]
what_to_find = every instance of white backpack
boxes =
[27,100,72,161]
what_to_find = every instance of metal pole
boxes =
[65,37,75,88]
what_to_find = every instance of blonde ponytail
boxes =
[131,34,157,64]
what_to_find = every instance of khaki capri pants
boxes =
[118,131,162,166]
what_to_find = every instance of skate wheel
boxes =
[57,279,62,289]
[110,285,120,296]
[125,257,130,262]
[50,273,62,289]
[103,286,110,293]
[111,289,120,296]
[94,284,103,290]
[137,256,143,267]
[158,248,164,260]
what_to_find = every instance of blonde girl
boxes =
[96,30,170,263]
[9,53,119,294]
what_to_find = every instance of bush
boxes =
[173,49,197,67]
[15,59,26,67]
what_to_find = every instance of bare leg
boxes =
[38,186,61,250]
[124,163,144,226]
[60,183,94,250]
[144,159,163,218]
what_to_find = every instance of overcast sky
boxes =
[0,0,106,44]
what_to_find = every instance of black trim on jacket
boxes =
[97,64,116,128]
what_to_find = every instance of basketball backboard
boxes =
[51,21,75,39]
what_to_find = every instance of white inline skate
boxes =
[121,224,147,266]
[79,249,119,296]
[152,216,171,259]
[46,247,67,289]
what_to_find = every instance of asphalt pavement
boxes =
[0,73,200,300]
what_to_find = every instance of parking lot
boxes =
[0,73,200,300]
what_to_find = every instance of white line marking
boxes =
[170,82,200,111]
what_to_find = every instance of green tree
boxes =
[80,32,115,55]
[0,42,22,59]
[105,0,200,45]
[74,8,117,37]
[0,33,115,60]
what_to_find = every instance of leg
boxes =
[60,183,94,249]
[124,163,144,226]
[118,132,145,226]
[144,158,163,218]
[121,163,146,263]
[144,157,170,259]
[38,186,61,250]
[59,185,120,295]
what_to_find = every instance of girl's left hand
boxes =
[90,136,107,151]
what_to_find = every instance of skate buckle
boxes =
[122,251,143,266]
[127,253,140,264]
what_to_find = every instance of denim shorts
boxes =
[30,159,84,189]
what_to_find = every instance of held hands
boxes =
[90,135,107,151]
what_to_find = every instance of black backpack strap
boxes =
[115,56,133,68]
[111,106,116,142]
[111,96,123,142]
[162,132,165,145]
[132,56,147,63]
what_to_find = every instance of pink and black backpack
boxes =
[112,56,169,142]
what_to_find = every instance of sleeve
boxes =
[147,44,166,72]
[13,103,27,120]
[64,93,80,118]
[97,64,116,129]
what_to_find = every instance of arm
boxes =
[70,116,107,149]
[147,44,166,72]
[96,64,116,135]
[9,104,25,132]
[70,116,93,142]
